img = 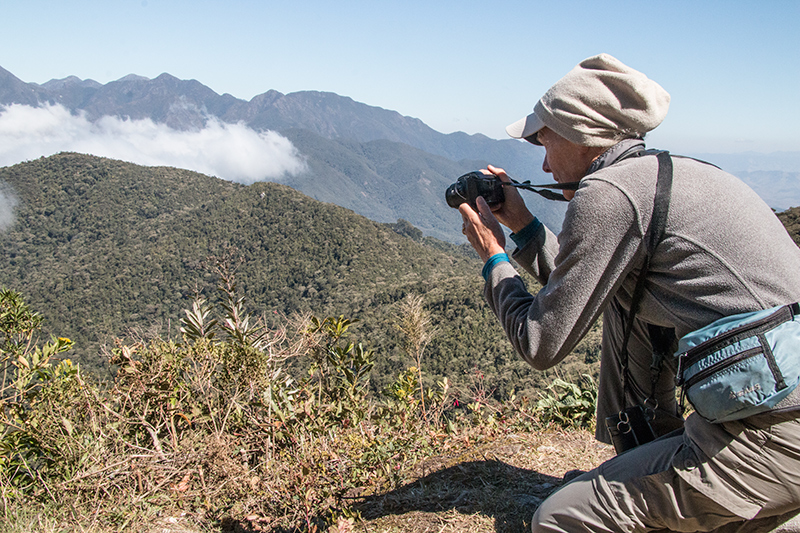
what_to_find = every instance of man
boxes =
[459,53,800,532]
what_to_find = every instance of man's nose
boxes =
[542,154,551,174]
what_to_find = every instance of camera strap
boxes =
[504,180,575,202]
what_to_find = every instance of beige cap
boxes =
[506,53,671,147]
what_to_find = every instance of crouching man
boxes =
[459,53,800,532]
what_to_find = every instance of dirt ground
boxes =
[349,428,613,533]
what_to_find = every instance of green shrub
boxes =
[1,287,74,506]
[535,375,598,430]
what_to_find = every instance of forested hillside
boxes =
[777,206,800,247]
[2,154,796,400]
[0,153,590,397]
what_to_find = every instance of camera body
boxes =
[445,171,505,210]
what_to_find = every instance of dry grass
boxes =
[0,426,611,533]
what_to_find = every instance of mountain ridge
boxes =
[0,66,547,174]
[1,65,798,240]
[1,65,561,242]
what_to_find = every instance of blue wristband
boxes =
[482,253,510,280]
[509,218,542,250]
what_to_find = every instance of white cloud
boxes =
[0,187,18,232]
[0,103,307,185]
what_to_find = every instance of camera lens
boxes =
[445,181,467,208]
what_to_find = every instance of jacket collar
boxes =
[584,138,646,177]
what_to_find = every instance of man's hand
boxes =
[483,165,535,234]
[459,196,506,262]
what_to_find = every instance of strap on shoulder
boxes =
[619,151,675,406]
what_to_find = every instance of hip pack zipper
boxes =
[677,305,794,379]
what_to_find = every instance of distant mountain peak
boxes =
[41,76,102,90]
[247,89,284,108]
[118,74,150,82]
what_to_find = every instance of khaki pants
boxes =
[537,297,800,532]
[533,412,800,532]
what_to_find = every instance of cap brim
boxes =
[505,112,545,141]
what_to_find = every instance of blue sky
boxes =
[1,0,799,153]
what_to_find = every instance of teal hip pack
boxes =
[676,303,800,423]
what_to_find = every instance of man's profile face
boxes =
[536,128,603,200]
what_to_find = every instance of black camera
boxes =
[445,171,505,210]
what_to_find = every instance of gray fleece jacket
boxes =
[485,139,800,371]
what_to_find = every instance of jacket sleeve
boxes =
[484,178,646,370]
[511,222,560,285]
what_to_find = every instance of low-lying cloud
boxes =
[0,103,307,184]
[0,187,17,232]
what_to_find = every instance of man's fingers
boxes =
[487,164,512,183]
[476,197,498,225]
[458,202,480,223]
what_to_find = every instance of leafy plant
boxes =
[0,288,74,509]
[179,296,218,342]
[535,374,597,429]
[304,316,375,428]
[378,367,421,431]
